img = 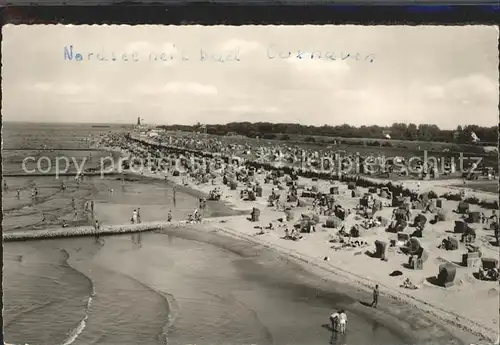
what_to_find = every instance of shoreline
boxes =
[154,224,472,345]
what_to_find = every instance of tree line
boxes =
[158,122,498,145]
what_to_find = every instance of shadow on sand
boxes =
[359,300,373,308]
[426,276,440,286]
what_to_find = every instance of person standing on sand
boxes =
[137,208,141,223]
[131,209,138,224]
[16,189,20,199]
[339,310,347,334]
[167,210,172,222]
[371,284,379,308]
[94,220,101,244]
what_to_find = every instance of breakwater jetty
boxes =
[2,216,242,242]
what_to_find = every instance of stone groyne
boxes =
[2,216,240,242]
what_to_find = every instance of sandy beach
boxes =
[161,175,499,343]
[92,132,499,344]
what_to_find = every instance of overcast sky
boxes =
[2,25,498,128]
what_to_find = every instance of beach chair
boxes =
[255,185,263,197]
[396,232,410,246]
[457,201,470,214]
[368,187,378,194]
[443,236,458,250]
[437,263,456,287]
[407,237,421,254]
[373,199,383,212]
[330,186,339,195]
[454,220,466,234]
[408,247,428,270]
[462,250,482,268]
[325,216,342,229]
[482,258,498,270]
[374,240,388,261]
[436,210,447,222]
[285,209,295,222]
[467,211,481,223]
[392,196,405,207]
[413,214,427,229]
[251,207,261,222]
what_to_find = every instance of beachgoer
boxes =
[167,210,172,222]
[329,311,340,332]
[339,310,347,334]
[131,209,138,224]
[72,197,75,209]
[73,211,78,222]
[490,210,498,224]
[137,208,141,223]
[94,220,101,243]
[16,189,20,198]
[371,284,379,308]
[91,201,94,213]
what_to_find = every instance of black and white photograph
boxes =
[1,24,499,345]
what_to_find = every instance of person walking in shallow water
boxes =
[371,284,379,308]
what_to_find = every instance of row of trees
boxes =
[158,122,498,144]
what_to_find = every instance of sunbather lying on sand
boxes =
[400,277,420,289]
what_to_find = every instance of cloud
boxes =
[135,82,217,95]
[334,89,374,102]
[446,74,497,100]
[422,85,446,100]
[419,74,497,104]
